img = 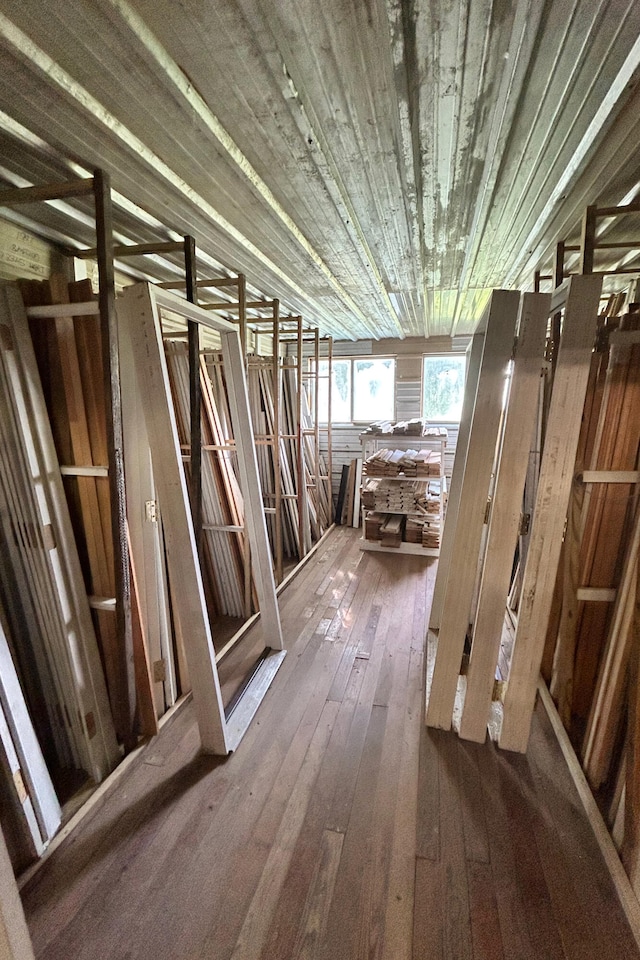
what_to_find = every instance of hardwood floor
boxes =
[20,527,640,959]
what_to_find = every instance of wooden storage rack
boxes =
[0,171,136,748]
[358,432,447,557]
[118,282,284,756]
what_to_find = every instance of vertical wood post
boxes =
[222,329,283,648]
[326,337,333,521]
[551,240,565,376]
[296,317,305,557]
[426,291,520,730]
[184,236,201,553]
[429,331,484,630]
[500,275,603,753]
[93,169,135,746]
[313,329,321,536]
[272,302,283,582]
[238,274,247,369]
[580,205,598,275]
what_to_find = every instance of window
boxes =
[317,357,395,423]
[422,354,466,421]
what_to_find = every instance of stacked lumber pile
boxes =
[362,511,440,549]
[363,419,447,438]
[363,448,441,478]
[406,516,440,548]
[394,418,426,434]
[361,477,435,514]
[364,419,394,434]
[379,514,405,547]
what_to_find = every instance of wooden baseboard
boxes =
[538,678,640,949]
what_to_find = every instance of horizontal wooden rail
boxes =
[0,178,94,204]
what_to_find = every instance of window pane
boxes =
[315,360,352,422]
[423,355,466,421]
[353,358,395,422]
[330,359,352,422]
[316,360,329,422]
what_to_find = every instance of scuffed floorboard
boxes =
[20,528,640,959]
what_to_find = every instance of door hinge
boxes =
[519,512,531,537]
[145,500,158,523]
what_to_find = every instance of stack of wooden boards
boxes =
[335,458,362,527]
[363,418,448,438]
[426,282,609,755]
[359,456,441,549]
[406,515,440,549]
[361,477,432,513]
[362,511,406,547]
[363,448,441,478]
[361,509,441,549]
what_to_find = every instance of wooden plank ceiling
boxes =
[0,0,639,340]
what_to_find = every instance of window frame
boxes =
[316,355,396,425]
[421,352,467,423]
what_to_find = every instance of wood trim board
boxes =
[500,275,603,752]
[426,290,520,731]
[429,330,484,629]
[0,616,61,847]
[460,292,550,743]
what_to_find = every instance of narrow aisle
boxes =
[19,527,639,959]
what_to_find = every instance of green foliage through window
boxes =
[423,355,466,421]
[316,357,395,423]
